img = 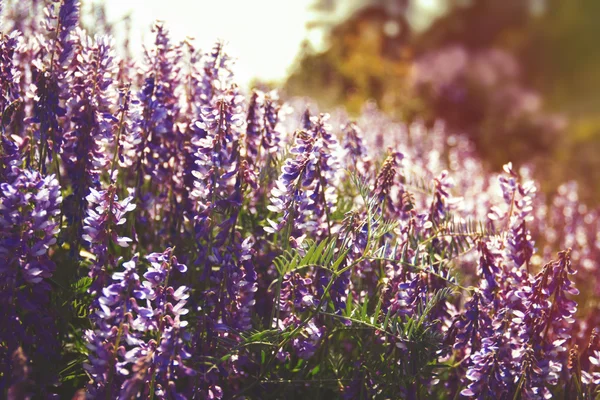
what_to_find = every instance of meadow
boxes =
[1,1,600,399]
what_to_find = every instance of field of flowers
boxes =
[2,1,600,399]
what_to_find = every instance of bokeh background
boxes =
[47,0,600,203]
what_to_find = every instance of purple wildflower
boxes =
[0,168,62,394]
[245,90,263,161]
[452,291,492,354]
[495,162,536,271]
[113,85,142,177]
[341,121,370,175]
[0,132,22,182]
[61,33,118,246]
[83,185,135,292]
[267,113,342,239]
[137,22,182,186]
[117,249,193,399]
[191,88,244,209]
[85,256,149,393]
[430,170,455,224]
[461,310,514,398]
[476,238,501,301]
[292,319,324,359]
[0,31,21,113]
[0,169,62,285]
[509,249,578,396]
[29,0,79,168]
[582,329,600,388]
[198,42,235,107]
[136,248,189,331]
[372,150,405,218]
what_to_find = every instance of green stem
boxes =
[148,369,156,400]
[106,321,125,400]
[317,164,332,237]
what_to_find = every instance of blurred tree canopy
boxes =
[286,3,414,116]
[284,0,600,203]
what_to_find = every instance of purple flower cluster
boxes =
[0,168,62,394]
[85,249,192,399]
[61,32,118,245]
[267,113,342,240]
[83,185,135,291]
[2,2,600,398]
[0,30,21,113]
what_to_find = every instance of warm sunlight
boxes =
[4,1,600,398]
[103,0,314,84]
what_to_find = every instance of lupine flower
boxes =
[495,162,536,271]
[198,234,257,342]
[86,251,192,399]
[511,250,578,392]
[0,132,21,182]
[0,169,62,284]
[261,91,283,156]
[29,0,79,168]
[372,149,405,218]
[272,270,327,360]
[2,2,600,398]
[192,89,244,205]
[114,85,142,174]
[181,42,239,226]
[138,22,182,187]
[301,107,313,130]
[266,129,315,234]
[0,31,21,113]
[279,272,316,315]
[0,168,62,394]
[198,42,234,106]
[85,255,150,398]
[120,249,193,399]
[57,0,80,63]
[245,90,264,161]
[452,291,492,353]
[341,121,370,175]
[61,32,118,246]
[462,310,514,398]
[292,319,324,359]
[83,185,135,291]
[267,113,342,238]
[476,238,502,301]
[137,248,189,331]
[318,267,351,314]
[386,270,428,319]
[430,170,457,224]
[29,65,65,167]
[228,237,258,331]
[513,345,553,400]
[244,90,282,168]
[582,329,600,387]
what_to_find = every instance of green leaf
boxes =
[331,248,349,272]
[309,364,321,376]
[71,277,93,294]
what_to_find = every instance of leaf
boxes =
[71,277,93,294]
[331,248,349,272]
[309,364,321,376]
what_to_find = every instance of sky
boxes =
[101,0,315,86]
[100,0,445,87]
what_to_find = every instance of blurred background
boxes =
[74,0,600,203]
